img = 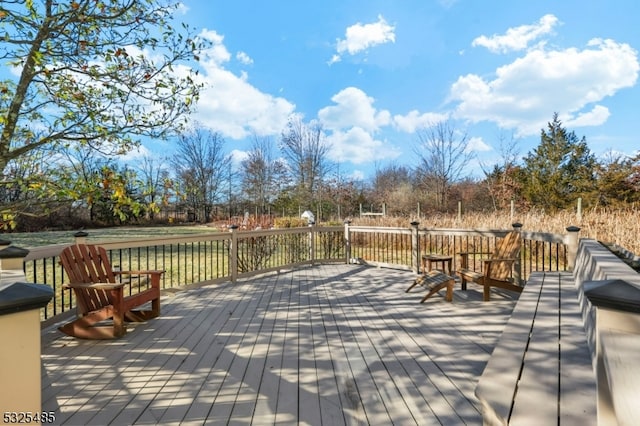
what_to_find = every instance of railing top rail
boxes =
[234,226,341,238]
[350,226,516,237]
[416,227,566,243]
[21,225,570,264]
[97,232,232,249]
[313,225,344,232]
[521,230,566,244]
[24,232,233,261]
[418,228,511,237]
[349,226,413,234]
[23,226,346,262]
[23,243,69,262]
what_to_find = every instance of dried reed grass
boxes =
[351,207,640,255]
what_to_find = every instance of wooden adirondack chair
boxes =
[58,244,164,339]
[457,231,523,301]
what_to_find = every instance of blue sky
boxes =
[142,0,639,181]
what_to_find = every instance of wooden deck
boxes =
[41,264,517,425]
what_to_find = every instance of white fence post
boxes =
[411,221,420,274]
[309,221,316,265]
[512,222,523,285]
[565,225,581,270]
[577,197,583,223]
[229,225,238,282]
[344,220,352,263]
[74,231,89,245]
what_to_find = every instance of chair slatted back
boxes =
[488,232,521,280]
[60,244,118,314]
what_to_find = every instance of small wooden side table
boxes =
[421,254,453,274]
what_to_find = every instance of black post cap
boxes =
[0,283,53,316]
[585,279,640,314]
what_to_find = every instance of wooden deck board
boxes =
[475,272,596,426]
[508,272,561,425]
[41,264,518,425]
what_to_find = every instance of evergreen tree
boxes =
[521,113,597,211]
[595,152,640,206]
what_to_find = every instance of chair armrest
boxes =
[114,270,165,276]
[458,251,493,269]
[458,251,493,256]
[114,270,164,288]
[483,257,517,264]
[483,258,517,278]
[63,282,125,290]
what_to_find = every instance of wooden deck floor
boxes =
[41,264,517,425]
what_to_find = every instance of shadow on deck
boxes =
[41,264,517,425]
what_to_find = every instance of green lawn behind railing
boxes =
[6,225,216,248]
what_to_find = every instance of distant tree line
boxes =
[1,112,639,231]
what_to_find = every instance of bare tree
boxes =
[480,131,521,211]
[371,163,415,215]
[172,129,231,223]
[414,120,474,210]
[241,135,288,215]
[279,116,333,211]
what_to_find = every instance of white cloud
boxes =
[330,15,396,64]
[349,169,366,181]
[192,29,295,139]
[318,87,390,132]
[119,144,153,163]
[326,127,401,164]
[236,51,253,65]
[450,38,639,136]
[318,87,400,164]
[198,30,231,66]
[174,2,189,15]
[563,105,610,128]
[466,136,492,153]
[393,110,450,133]
[229,149,249,165]
[472,14,559,54]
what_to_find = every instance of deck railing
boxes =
[347,222,580,281]
[3,222,579,322]
[20,226,345,321]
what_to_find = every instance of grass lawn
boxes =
[2,225,219,248]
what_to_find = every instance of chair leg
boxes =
[483,284,491,301]
[406,276,423,293]
[125,309,160,322]
[420,278,454,303]
[152,296,160,317]
[420,288,439,303]
[445,280,454,302]
[58,291,128,339]
[58,308,126,340]
[59,322,124,339]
